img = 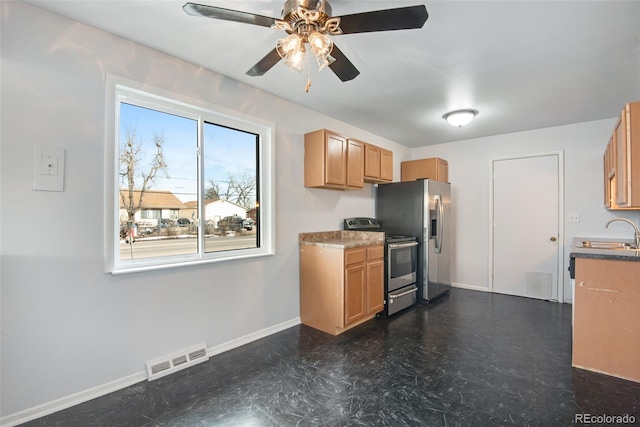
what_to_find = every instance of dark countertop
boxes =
[569,237,640,279]
[569,237,640,261]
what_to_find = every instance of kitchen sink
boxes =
[578,240,638,250]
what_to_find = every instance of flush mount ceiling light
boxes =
[183,1,428,92]
[443,109,479,127]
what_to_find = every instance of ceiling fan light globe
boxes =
[276,34,303,58]
[284,50,305,72]
[308,31,333,56]
[315,53,335,71]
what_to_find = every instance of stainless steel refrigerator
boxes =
[376,179,451,301]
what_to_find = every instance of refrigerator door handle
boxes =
[435,194,443,254]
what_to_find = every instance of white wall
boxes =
[0,2,410,422]
[411,120,640,302]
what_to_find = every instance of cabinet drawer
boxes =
[367,245,384,261]
[345,248,366,265]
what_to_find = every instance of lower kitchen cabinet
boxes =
[573,257,640,382]
[300,244,384,335]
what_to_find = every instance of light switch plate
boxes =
[568,212,580,223]
[33,146,65,191]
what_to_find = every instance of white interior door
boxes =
[491,153,562,301]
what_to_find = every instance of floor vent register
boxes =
[145,343,209,381]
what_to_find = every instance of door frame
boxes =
[488,151,565,303]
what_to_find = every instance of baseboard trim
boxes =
[0,372,147,427]
[207,317,301,357]
[0,317,302,427]
[451,282,489,292]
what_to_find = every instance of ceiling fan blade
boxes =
[246,48,282,76]
[183,2,277,28]
[328,45,360,82]
[337,5,428,34]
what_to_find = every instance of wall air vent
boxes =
[145,342,209,381]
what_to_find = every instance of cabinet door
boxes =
[615,109,628,206]
[345,264,366,325]
[401,158,448,182]
[604,136,616,208]
[325,132,347,186]
[380,149,393,181]
[346,139,364,188]
[366,260,384,315]
[604,149,610,208]
[364,144,381,179]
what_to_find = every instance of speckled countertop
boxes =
[569,237,640,262]
[299,231,384,249]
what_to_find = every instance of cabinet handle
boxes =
[550,236,557,242]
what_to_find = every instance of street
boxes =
[119,234,258,260]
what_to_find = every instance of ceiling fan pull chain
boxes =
[305,50,312,93]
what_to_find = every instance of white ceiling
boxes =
[21,0,640,148]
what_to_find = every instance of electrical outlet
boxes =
[33,146,65,191]
[568,213,580,223]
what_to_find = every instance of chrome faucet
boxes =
[605,218,640,248]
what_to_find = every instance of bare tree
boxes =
[222,174,237,201]
[204,179,221,201]
[119,127,168,222]
[204,173,256,209]
[231,172,256,210]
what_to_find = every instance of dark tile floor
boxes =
[23,288,640,426]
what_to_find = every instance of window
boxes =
[142,209,161,220]
[106,78,275,274]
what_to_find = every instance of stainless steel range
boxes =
[344,217,418,316]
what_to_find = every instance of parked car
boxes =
[243,218,254,231]
[176,218,192,227]
[218,215,245,232]
[159,218,174,228]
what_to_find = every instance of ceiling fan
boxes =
[183,1,428,91]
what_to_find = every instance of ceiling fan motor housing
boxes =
[282,0,333,19]
[281,0,336,35]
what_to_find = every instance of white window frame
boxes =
[105,75,275,274]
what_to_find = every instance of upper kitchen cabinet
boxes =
[401,157,449,183]
[363,143,393,183]
[604,102,640,209]
[304,129,364,190]
[604,134,616,208]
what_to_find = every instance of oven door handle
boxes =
[389,285,418,299]
[388,241,419,249]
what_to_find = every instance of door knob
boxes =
[550,236,557,242]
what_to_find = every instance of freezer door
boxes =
[424,180,451,300]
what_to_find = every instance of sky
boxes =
[119,102,257,204]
